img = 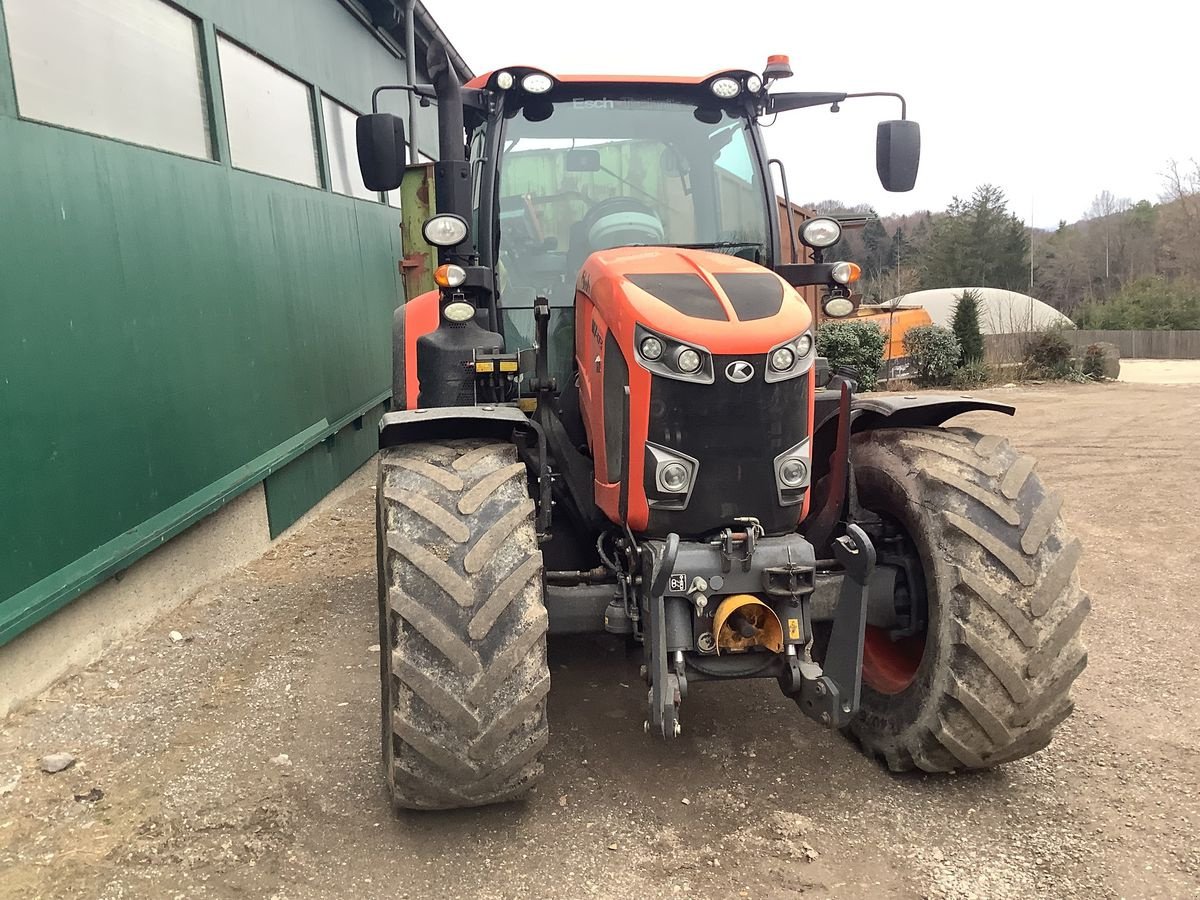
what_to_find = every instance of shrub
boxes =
[1023,330,1073,378]
[1074,276,1200,330]
[816,320,886,391]
[950,362,992,389]
[951,289,985,365]
[903,324,961,386]
[1081,343,1108,379]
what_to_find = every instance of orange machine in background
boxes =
[773,202,931,385]
[849,304,933,383]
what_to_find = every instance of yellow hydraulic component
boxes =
[475,360,495,373]
[711,594,784,655]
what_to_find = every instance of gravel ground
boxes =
[1118,359,1200,384]
[1,381,1198,900]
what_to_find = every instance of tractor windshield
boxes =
[489,94,770,384]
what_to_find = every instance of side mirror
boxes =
[356,113,407,192]
[876,120,920,192]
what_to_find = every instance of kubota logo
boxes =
[725,361,754,383]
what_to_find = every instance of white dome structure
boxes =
[881,288,1073,334]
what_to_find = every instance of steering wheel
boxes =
[580,197,666,250]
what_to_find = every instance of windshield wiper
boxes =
[636,241,763,252]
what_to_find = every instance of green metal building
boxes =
[0,0,467,646]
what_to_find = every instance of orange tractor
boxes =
[357,50,1088,809]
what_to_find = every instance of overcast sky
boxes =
[429,0,1198,228]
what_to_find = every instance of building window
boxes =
[3,0,212,159]
[217,36,320,188]
[321,94,378,202]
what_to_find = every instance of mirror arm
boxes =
[370,83,437,114]
[841,91,908,120]
[765,91,847,114]
[765,90,908,120]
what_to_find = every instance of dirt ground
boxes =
[2,381,1199,900]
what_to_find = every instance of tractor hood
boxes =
[577,247,812,354]
[575,245,817,538]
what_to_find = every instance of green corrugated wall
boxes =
[0,0,425,644]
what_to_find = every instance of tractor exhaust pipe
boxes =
[425,41,465,164]
[424,42,474,262]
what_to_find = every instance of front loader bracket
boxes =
[789,523,876,728]
[646,535,682,738]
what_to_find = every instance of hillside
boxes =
[804,160,1200,328]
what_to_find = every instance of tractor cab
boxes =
[475,74,775,385]
[358,63,920,407]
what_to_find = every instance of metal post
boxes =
[404,0,419,164]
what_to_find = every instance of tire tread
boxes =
[848,426,1089,772]
[377,439,548,809]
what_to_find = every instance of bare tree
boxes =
[1159,159,1200,278]
[1086,190,1132,281]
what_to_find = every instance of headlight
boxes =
[710,77,741,99]
[423,214,469,247]
[831,261,862,284]
[773,437,811,505]
[676,348,702,373]
[495,71,514,90]
[646,441,700,509]
[640,336,664,361]
[779,457,808,488]
[522,73,553,94]
[765,331,815,383]
[799,217,842,249]
[660,462,690,493]
[823,295,855,318]
[443,301,475,323]
[633,325,714,384]
[746,74,763,93]
[769,347,796,372]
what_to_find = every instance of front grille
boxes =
[644,354,809,537]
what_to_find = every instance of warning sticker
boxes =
[787,618,801,640]
[668,573,687,593]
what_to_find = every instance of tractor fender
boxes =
[379,405,530,449]
[809,391,1014,480]
[391,290,440,411]
[848,394,1015,433]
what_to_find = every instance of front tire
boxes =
[376,439,549,809]
[846,426,1089,772]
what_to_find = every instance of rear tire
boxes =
[376,439,549,809]
[846,426,1089,772]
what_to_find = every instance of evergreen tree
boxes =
[861,218,892,278]
[951,289,985,364]
[920,185,1030,290]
